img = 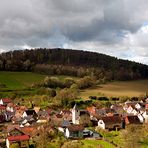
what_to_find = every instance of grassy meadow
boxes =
[0,71,77,98]
[0,71,47,98]
[81,139,115,148]
[80,80,148,99]
[0,71,77,90]
[0,71,46,90]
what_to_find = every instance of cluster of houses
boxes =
[0,97,148,148]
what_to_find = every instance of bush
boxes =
[43,76,64,88]
[76,76,95,89]
[89,96,97,100]
[64,78,75,88]
[37,87,56,97]
[97,97,109,101]
[10,143,20,148]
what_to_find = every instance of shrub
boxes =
[76,76,95,89]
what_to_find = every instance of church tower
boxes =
[72,104,80,124]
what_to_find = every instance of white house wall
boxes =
[98,120,105,129]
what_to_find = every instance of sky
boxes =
[0,0,148,64]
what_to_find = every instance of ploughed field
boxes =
[80,80,148,98]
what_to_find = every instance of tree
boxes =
[37,87,56,97]
[10,143,20,148]
[23,59,31,71]
[43,76,64,88]
[63,78,75,88]
[120,125,143,148]
[79,114,92,127]
[55,88,78,107]
[76,76,95,89]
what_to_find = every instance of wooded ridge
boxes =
[0,48,148,81]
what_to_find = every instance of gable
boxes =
[98,120,105,125]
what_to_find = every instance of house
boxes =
[0,105,6,112]
[4,111,15,121]
[131,108,139,115]
[21,115,37,126]
[37,117,48,124]
[60,110,71,116]
[110,104,124,115]
[0,114,5,123]
[126,105,135,114]
[145,104,148,109]
[12,116,23,124]
[60,110,72,121]
[37,110,50,121]
[87,106,98,117]
[33,106,41,114]
[94,108,116,117]
[135,103,142,110]
[6,103,16,112]
[58,119,71,133]
[22,109,37,119]
[50,113,64,126]
[65,125,84,139]
[137,113,144,123]
[142,110,148,123]
[125,115,141,125]
[6,127,29,148]
[0,98,11,106]
[14,107,26,119]
[97,116,124,130]
[20,126,39,140]
[83,129,101,139]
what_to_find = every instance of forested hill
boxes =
[0,48,148,81]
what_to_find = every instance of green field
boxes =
[0,71,77,90]
[0,71,46,90]
[0,71,78,98]
[80,80,148,99]
[81,139,115,148]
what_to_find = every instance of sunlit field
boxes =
[80,80,148,99]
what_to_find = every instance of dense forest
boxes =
[0,48,148,81]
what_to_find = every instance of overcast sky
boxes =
[0,0,148,64]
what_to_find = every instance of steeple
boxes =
[72,104,78,110]
[72,104,80,124]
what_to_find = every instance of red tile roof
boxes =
[125,115,141,124]
[7,135,29,141]
[101,116,122,124]
[0,105,6,110]
[20,127,37,137]
[67,125,84,132]
[1,98,11,103]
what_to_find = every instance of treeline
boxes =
[0,48,148,81]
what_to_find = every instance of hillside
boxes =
[0,48,148,81]
[0,71,46,90]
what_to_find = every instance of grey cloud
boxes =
[0,0,148,64]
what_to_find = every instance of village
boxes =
[0,97,147,148]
